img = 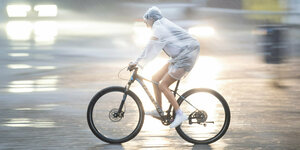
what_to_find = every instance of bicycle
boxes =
[87,66,230,144]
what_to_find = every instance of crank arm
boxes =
[204,121,214,124]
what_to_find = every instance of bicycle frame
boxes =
[120,67,180,125]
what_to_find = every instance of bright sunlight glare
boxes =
[188,26,216,38]
[185,56,222,89]
[6,4,31,17]
[132,21,152,47]
[34,5,57,17]
[6,21,32,40]
[6,21,57,42]
[34,21,57,43]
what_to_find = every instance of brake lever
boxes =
[127,66,135,72]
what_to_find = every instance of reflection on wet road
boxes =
[8,53,29,57]
[3,118,56,128]
[2,104,58,128]
[7,76,58,93]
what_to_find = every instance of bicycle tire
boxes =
[87,86,144,143]
[175,88,230,144]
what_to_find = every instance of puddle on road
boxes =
[7,75,59,93]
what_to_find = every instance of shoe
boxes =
[145,109,161,118]
[169,113,188,128]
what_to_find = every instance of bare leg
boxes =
[159,68,188,128]
[159,73,180,111]
[152,63,169,108]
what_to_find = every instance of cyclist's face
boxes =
[144,19,154,28]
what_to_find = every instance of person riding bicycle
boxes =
[129,6,200,128]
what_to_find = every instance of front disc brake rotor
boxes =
[109,108,124,122]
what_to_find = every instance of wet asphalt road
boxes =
[1,21,300,150]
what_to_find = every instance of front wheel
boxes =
[176,88,230,144]
[87,86,144,143]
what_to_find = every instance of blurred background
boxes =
[1,0,300,149]
[1,0,300,87]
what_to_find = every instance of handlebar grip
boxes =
[128,66,138,72]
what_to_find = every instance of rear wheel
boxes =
[176,88,230,144]
[87,86,144,143]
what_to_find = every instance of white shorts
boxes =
[168,41,200,80]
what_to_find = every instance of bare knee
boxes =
[158,82,168,92]
[152,75,161,83]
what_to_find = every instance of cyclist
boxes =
[129,6,200,128]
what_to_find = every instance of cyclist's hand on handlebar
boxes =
[128,62,137,71]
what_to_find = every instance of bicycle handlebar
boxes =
[127,66,138,72]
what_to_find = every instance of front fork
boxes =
[117,76,134,114]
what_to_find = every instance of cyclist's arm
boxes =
[134,36,165,67]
